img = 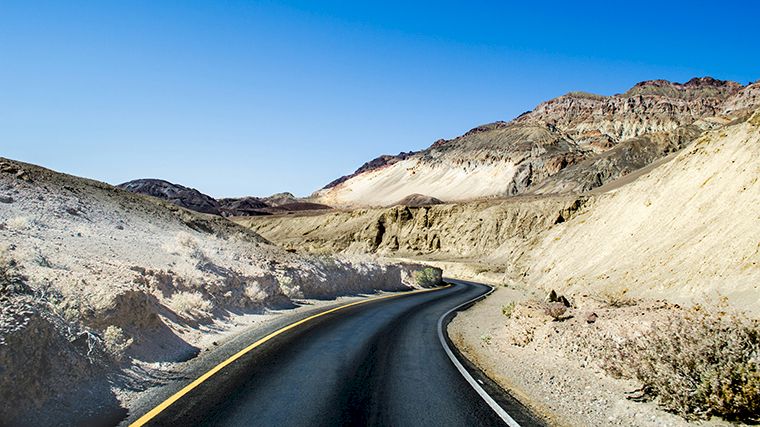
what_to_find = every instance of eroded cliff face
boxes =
[519,109,760,313]
[237,195,588,266]
[314,77,757,208]
[519,77,742,147]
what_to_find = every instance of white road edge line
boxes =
[436,282,522,427]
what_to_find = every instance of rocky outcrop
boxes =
[237,195,587,263]
[314,77,756,208]
[117,179,221,215]
[117,181,332,217]
[519,78,740,147]
[394,194,444,207]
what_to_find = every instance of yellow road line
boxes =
[130,284,450,426]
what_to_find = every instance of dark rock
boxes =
[546,290,558,303]
[586,312,598,323]
[117,179,221,215]
[394,193,444,207]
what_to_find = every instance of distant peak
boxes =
[624,76,742,98]
[630,76,741,90]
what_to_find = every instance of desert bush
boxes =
[103,325,133,361]
[596,287,637,308]
[543,302,568,320]
[502,301,516,318]
[166,291,212,319]
[604,305,760,420]
[0,251,29,295]
[413,267,441,288]
[5,216,30,231]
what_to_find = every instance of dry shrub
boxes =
[596,287,637,308]
[166,291,212,320]
[604,304,760,420]
[413,267,441,288]
[5,216,30,231]
[103,325,133,361]
[0,250,29,295]
[502,301,516,318]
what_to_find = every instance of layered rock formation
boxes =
[248,108,760,314]
[314,78,756,207]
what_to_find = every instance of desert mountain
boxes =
[118,178,221,215]
[119,180,331,217]
[314,77,759,207]
[244,107,760,313]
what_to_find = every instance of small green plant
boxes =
[103,325,133,361]
[502,301,516,318]
[413,267,441,287]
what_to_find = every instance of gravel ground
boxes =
[449,287,740,427]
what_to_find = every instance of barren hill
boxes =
[314,78,758,207]
[0,158,433,425]
[245,107,760,313]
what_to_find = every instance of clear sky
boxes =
[2,1,758,197]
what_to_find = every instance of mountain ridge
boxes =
[313,77,758,207]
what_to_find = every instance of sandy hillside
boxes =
[447,109,760,426]
[0,158,438,426]
[517,110,760,313]
[314,78,752,208]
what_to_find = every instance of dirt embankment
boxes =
[449,110,760,425]
[238,195,587,267]
[0,158,438,426]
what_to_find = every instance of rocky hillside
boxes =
[0,158,435,425]
[119,180,331,217]
[237,194,585,271]
[249,108,760,313]
[516,108,760,313]
[118,178,221,215]
[314,78,759,207]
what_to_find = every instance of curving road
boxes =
[132,279,543,426]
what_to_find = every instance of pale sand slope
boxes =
[449,110,760,426]
[517,111,760,313]
[316,156,518,208]
[0,158,437,426]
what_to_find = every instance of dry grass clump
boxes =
[604,304,760,420]
[596,287,637,308]
[102,325,133,361]
[166,291,212,320]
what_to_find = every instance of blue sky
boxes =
[1,1,758,197]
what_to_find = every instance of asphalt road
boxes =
[138,279,543,426]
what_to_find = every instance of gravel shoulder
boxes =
[448,286,739,427]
